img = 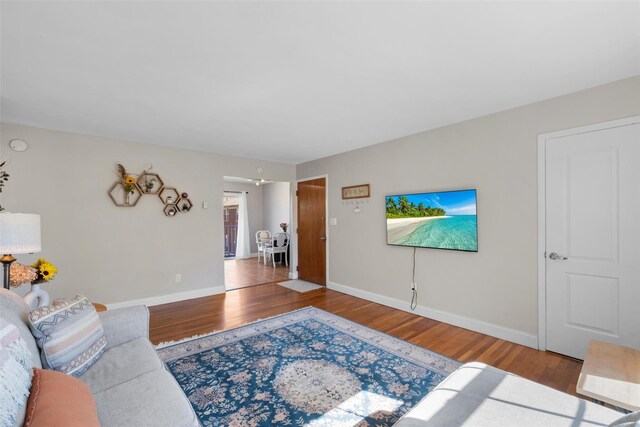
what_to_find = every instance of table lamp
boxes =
[0,213,41,289]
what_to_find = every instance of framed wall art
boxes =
[342,184,370,200]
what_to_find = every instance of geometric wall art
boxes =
[109,163,192,217]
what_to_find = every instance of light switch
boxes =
[329,218,337,226]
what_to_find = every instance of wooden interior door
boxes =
[297,178,326,285]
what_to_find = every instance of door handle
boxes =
[320,236,327,241]
[548,252,568,260]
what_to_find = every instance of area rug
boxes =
[277,279,324,293]
[156,307,460,427]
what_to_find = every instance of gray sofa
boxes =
[0,288,199,427]
[396,362,625,426]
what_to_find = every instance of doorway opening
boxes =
[223,176,291,291]
[223,194,239,258]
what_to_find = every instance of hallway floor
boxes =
[224,256,290,290]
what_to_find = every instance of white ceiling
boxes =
[2,1,639,164]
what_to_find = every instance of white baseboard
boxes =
[289,272,299,280]
[106,285,227,310]
[224,254,258,260]
[327,281,538,349]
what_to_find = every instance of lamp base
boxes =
[1,254,16,290]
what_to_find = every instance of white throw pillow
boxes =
[0,342,31,426]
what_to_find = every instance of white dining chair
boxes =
[264,232,289,267]
[255,230,272,263]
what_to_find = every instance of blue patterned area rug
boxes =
[156,307,460,427]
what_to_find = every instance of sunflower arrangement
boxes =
[30,258,58,284]
[116,163,137,195]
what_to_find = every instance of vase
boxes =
[125,192,131,205]
[24,283,50,309]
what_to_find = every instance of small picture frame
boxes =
[342,184,370,200]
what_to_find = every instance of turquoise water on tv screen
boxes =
[394,215,478,251]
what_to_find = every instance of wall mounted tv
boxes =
[386,189,478,252]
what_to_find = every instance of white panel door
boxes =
[546,122,640,359]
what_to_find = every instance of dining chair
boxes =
[255,230,272,263]
[264,232,289,267]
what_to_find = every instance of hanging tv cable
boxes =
[411,247,417,310]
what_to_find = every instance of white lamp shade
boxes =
[0,213,42,254]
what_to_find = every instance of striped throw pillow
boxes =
[28,295,106,377]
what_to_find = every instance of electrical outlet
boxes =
[175,274,182,283]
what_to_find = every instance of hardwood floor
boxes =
[149,282,583,397]
[224,256,290,290]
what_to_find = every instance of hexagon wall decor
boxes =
[164,204,179,217]
[177,198,193,212]
[108,181,142,207]
[108,164,192,216]
[137,172,164,195]
[158,187,180,205]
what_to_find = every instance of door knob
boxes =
[548,252,568,260]
[320,236,327,241]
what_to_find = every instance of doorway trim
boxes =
[537,115,640,351]
[295,174,329,285]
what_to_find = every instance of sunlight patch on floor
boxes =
[306,390,403,426]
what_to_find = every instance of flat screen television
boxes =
[386,189,478,252]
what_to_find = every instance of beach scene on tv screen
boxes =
[386,189,478,251]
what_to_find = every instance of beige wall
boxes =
[262,181,290,235]
[0,123,295,305]
[297,76,640,339]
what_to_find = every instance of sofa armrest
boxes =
[99,305,149,349]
